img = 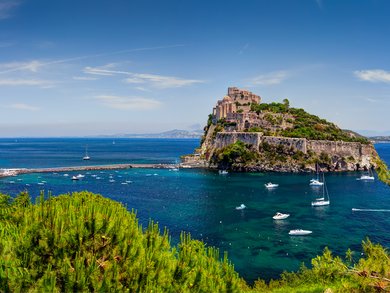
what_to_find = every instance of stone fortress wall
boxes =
[213,132,374,167]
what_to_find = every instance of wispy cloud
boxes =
[84,65,203,88]
[124,73,203,88]
[83,66,128,76]
[7,103,40,111]
[0,78,52,86]
[354,69,390,83]
[249,71,288,86]
[0,60,45,74]
[0,1,20,20]
[73,76,98,81]
[95,95,162,110]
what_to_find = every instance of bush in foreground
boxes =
[0,191,389,292]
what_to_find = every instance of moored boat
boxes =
[288,229,312,236]
[265,182,278,188]
[273,212,290,220]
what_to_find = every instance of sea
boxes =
[1,138,390,283]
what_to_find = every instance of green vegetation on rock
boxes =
[251,101,369,144]
[373,156,390,185]
[212,141,259,169]
[0,191,390,292]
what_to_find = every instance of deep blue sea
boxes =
[1,138,390,282]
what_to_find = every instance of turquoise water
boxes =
[1,139,390,282]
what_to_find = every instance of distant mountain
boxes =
[93,129,203,139]
[369,136,390,142]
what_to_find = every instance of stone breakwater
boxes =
[0,163,182,178]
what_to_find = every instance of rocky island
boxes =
[183,87,387,175]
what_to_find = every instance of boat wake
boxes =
[352,208,390,212]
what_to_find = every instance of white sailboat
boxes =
[310,163,324,186]
[311,173,330,206]
[83,145,90,160]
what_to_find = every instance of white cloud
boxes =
[73,76,98,81]
[125,73,203,88]
[84,65,204,88]
[250,71,288,86]
[354,69,390,83]
[0,1,20,20]
[0,78,52,86]
[0,60,45,74]
[95,95,162,110]
[7,103,40,111]
[83,66,128,76]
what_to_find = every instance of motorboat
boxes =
[235,204,246,210]
[310,179,324,186]
[288,229,312,236]
[219,170,228,175]
[71,176,79,180]
[265,182,278,188]
[272,212,290,220]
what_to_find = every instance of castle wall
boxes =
[213,132,374,164]
[306,140,363,158]
[262,136,307,153]
[215,132,263,149]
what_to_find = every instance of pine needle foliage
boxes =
[0,191,246,292]
[1,191,390,292]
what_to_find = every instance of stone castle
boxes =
[212,87,293,132]
[182,87,379,172]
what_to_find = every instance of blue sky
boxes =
[1,0,390,136]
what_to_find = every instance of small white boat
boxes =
[311,200,330,206]
[71,176,79,181]
[309,179,324,186]
[273,212,290,220]
[235,204,246,210]
[219,170,228,175]
[288,229,312,236]
[310,164,324,186]
[359,168,375,180]
[311,173,330,206]
[265,182,278,188]
[82,145,90,160]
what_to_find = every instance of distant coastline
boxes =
[87,129,203,139]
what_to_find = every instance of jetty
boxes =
[0,163,192,178]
